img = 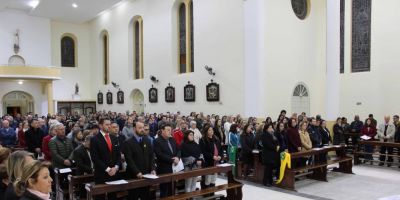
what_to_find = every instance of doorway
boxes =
[2,91,34,115]
[131,89,144,114]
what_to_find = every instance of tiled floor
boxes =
[214,164,400,200]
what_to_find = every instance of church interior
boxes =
[0,0,399,199]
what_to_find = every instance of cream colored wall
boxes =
[340,0,400,124]
[51,21,93,101]
[88,0,244,115]
[262,0,327,118]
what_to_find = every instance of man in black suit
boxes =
[90,118,121,200]
[73,135,94,175]
[122,121,155,200]
[153,123,180,198]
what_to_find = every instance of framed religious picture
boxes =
[117,90,124,104]
[206,80,220,102]
[184,81,195,102]
[106,91,113,104]
[97,91,103,104]
[149,86,158,103]
[165,83,175,103]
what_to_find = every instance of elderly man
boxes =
[0,120,16,146]
[377,116,396,167]
[48,123,74,168]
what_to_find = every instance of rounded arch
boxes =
[61,33,78,67]
[2,91,34,115]
[291,82,310,116]
[130,89,144,114]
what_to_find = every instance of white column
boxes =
[326,0,341,120]
[244,0,265,118]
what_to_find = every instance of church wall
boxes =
[339,0,400,123]
[51,21,93,101]
[89,0,245,115]
[0,10,51,66]
[262,0,327,118]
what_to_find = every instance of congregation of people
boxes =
[0,110,399,200]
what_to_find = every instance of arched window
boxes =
[133,17,144,79]
[178,0,194,73]
[61,34,77,67]
[101,31,109,85]
[291,83,310,115]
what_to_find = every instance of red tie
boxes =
[104,133,112,152]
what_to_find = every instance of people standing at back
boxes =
[286,118,301,153]
[240,124,255,179]
[349,115,363,146]
[181,130,203,193]
[224,116,233,145]
[377,116,395,167]
[333,118,345,145]
[153,123,180,198]
[0,120,16,147]
[307,118,322,148]
[189,121,202,144]
[122,116,135,139]
[48,123,73,169]
[90,118,121,200]
[320,120,331,146]
[17,121,29,148]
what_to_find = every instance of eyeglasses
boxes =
[144,129,150,131]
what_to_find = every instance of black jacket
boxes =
[153,136,180,174]
[181,141,203,168]
[321,127,331,145]
[274,130,288,152]
[240,133,254,163]
[333,124,345,145]
[25,128,45,154]
[308,125,322,148]
[72,144,93,175]
[4,182,18,200]
[18,190,43,200]
[199,137,223,167]
[122,136,155,179]
[260,131,279,165]
[90,132,121,184]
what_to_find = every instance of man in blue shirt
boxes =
[0,120,16,146]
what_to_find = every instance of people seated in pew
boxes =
[240,124,255,179]
[122,121,155,200]
[5,151,35,200]
[14,160,52,200]
[153,123,180,198]
[90,118,121,200]
[377,116,395,167]
[181,130,203,193]
[48,123,73,169]
[260,124,279,187]
[360,119,377,163]
[73,135,94,175]
[200,124,222,195]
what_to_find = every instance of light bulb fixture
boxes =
[72,3,78,8]
[28,0,40,9]
[18,80,23,85]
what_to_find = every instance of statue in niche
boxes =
[14,29,20,54]
[75,83,79,95]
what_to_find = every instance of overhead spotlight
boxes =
[28,0,40,9]
[72,3,78,8]
[150,76,159,83]
[204,65,216,76]
[111,81,119,88]
[18,80,23,85]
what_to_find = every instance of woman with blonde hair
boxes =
[14,160,52,200]
[5,150,34,200]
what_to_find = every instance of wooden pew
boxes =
[237,150,264,183]
[68,174,94,200]
[354,140,400,165]
[85,165,243,200]
[54,168,76,200]
[276,145,353,191]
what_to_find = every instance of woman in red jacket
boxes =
[361,118,377,162]
[17,121,29,148]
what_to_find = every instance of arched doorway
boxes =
[291,83,310,115]
[2,91,34,116]
[131,89,144,114]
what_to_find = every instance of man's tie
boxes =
[167,140,173,154]
[105,133,112,152]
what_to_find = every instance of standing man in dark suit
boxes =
[153,123,180,198]
[90,118,121,200]
[122,121,155,200]
[73,135,94,175]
